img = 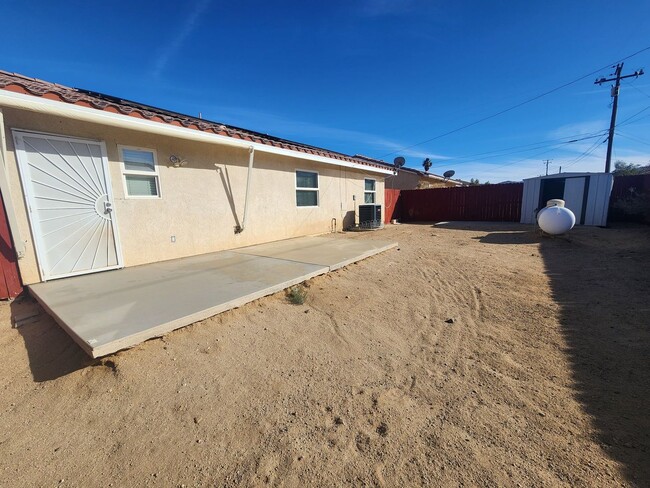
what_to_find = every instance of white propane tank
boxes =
[546,198,565,208]
[537,200,576,235]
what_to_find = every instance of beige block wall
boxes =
[385,171,420,190]
[1,108,385,284]
[385,171,458,190]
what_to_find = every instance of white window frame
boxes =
[119,145,161,199]
[295,169,319,208]
[364,178,376,204]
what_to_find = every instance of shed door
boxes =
[13,131,123,280]
[563,177,586,224]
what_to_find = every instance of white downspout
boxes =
[235,146,255,234]
[0,108,25,258]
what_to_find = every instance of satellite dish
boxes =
[393,156,406,168]
[443,170,455,178]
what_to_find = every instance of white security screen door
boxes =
[13,131,123,280]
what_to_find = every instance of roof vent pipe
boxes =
[235,146,255,234]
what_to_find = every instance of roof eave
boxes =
[0,89,393,175]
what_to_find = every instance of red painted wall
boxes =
[0,192,23,299]
[384,189,401,223]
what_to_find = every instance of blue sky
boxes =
[3,0,650,181]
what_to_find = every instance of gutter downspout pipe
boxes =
[235,146,254,234]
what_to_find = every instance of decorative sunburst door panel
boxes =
[13,131,123,280]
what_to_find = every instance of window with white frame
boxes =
[120,146,160,198]
[364,178,376,203]
[296,170,319,207]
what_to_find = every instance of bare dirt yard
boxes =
[1,222,648,487]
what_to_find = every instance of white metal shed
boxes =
[520,172,614,226]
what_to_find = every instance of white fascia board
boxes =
[424,173,449,182]
[0,90,393,175]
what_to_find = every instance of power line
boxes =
[562,136,608,170]
[624,80,650,99]
[378,45,650,159]
[428,132,607,168]
[616,130,650,147]
[456,109,646,177]
[486,148,559,173]
[439,130,608,162]
[476,115,648,176]
[427,95,646,172]
[615,104,650,127]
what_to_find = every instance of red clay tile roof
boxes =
[0,70,387,171]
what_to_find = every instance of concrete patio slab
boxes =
[28,235,396,358]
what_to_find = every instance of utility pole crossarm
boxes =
[594,62,645,173]
[594,69,644,85]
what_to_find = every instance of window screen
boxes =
[364,179,376,203]
[121,147,160,198]
[125,175,158,197]
[296,171,318,206]
[123,149,156,172]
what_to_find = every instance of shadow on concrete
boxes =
[11,294,90,382]
[537,225,650,485]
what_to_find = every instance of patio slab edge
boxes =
[30,266,329,358]
[27,237,398,358]
[327,242,398,271]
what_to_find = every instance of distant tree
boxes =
[469,178,480,185]
[422,158,432,172]
[612,161,650,176]
[483,181,491,185]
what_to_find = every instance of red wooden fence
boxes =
[397,183,524,222]
[0,192,22,299]
[608,174,650,222]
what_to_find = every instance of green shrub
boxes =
[287,285,308,305]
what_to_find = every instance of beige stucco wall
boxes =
[385,171,458,190]
[1,108,385,284]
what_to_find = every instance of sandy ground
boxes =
[1,222,648,487]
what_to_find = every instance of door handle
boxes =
[104,201,113,214]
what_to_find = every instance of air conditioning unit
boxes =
[358,204,382,229]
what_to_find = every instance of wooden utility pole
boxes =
[543,159,552,176]
[595,62,644,173]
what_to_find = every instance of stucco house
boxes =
[0,71,393,285]
[354,155,464,190]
